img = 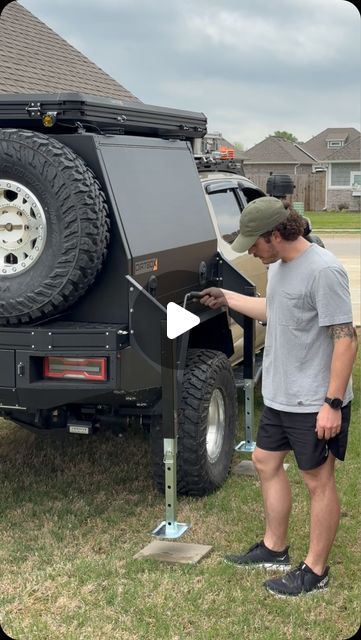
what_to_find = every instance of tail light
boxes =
[44,357,107,381]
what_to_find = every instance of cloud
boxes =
[19,0,360,147]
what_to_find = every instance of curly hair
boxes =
[260,208,305,242]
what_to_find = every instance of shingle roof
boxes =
[244,136,313,164]
[324,134,361,162]
[301,128,360,161]
[0,1,140,102]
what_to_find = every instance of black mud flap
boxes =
[0,349,19,411]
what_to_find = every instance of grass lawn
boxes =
[305,211,360,231]
[0,343,360,640]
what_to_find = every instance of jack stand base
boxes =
[152,521,191,540]
[235,440,256,453]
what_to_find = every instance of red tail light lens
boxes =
[44,357,107,381]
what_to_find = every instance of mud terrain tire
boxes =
[151,349,237,496]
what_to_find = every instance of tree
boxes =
[271,131,298,143]
[233,141,245,152]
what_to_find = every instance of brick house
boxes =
[243,130,360,211]
[302,129,361,211]
[0,1,140,103]
[243,135,315,177]
[242,136,326,209]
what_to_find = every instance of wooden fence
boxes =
[246,172,326,211]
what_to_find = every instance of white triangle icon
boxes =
[166,302,200,339]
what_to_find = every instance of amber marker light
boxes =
[42,112,57,127]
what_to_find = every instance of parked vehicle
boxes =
[0,93,320,495]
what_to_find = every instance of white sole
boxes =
[265,585,329,597]
[225,560,291,571]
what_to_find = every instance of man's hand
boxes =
[315,404,342,440]
[198,287,229,309]
[197,287,267,322]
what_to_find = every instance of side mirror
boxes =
[302,216,312,236]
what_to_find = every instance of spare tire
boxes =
[0,129,109,325]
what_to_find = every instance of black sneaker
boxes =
[225,541,291,570]
[264,562,330,597]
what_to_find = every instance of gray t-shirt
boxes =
[262,243,353,412]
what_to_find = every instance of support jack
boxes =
[152,522,190,540]
[152,438,190,540]
[125,279,191,540]
[152,321,190,540]
[235,378,256,453]
[234,378,257,476]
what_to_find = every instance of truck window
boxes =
[239,186,264,203]
[208,189,241,245]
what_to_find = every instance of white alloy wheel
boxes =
[207,388,226,463]
[0,180,46,276]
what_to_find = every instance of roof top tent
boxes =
[0,92,207,144]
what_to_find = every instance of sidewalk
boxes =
[321,235,360,327]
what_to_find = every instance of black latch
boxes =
[17,362,25,377]
[26,102,41,118]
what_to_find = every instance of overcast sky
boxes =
[20,0,360,149]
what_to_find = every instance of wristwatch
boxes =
[324,396,343,410]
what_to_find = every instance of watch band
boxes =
[324,396,343,410]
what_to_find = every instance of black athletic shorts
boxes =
[256,403,351,471]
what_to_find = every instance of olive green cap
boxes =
[231,196,288,253]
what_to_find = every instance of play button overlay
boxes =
[127,268,207,369]
[167,302,200,339]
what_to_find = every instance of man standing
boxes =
[199,197,357,597]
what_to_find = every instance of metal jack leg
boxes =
[235,378,256,453]
[152,438,190,539]
[152,321,190,539]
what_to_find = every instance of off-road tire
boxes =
[151,349,237,496]
[0,128,109,325]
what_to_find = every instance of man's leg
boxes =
[263,453,337,596]
[301,453,339,575]
[225,446,291,568]
[252,447,291,551]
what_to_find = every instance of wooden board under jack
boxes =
[134,541,212,564]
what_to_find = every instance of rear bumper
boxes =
[0,321,160,411]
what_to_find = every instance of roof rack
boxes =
[194,154,245,175]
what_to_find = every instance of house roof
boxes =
[244,136,313,164]
[301,128,360,161]
[0,1,140,102]
[323,134,361,162]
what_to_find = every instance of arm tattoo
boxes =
[328,323,356,341]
